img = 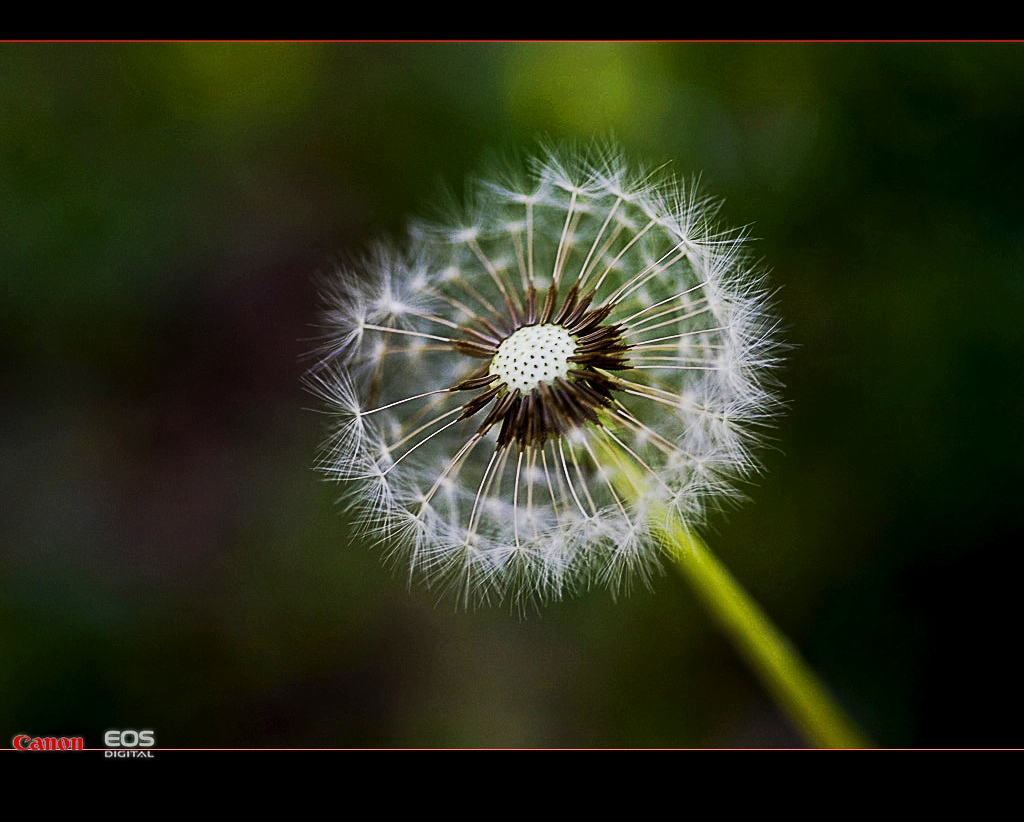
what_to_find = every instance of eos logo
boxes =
[104,730,155,748]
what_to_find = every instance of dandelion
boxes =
[309,142,870,748]
[310,143,780,607]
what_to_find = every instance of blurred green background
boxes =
[3,42,1022,748]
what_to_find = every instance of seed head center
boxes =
[489,323,577,395]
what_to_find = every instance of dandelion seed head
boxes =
[488,323,577,395]
[311,142,783,607]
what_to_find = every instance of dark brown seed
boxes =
[453,283,633,449]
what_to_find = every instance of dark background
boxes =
[3,42,1022,748]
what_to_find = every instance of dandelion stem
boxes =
[551,190,578,287]
[591,217,656,294]
[617,281,708,325]
[362,324,455,344]
[653,512,872,749]
[576,196,622,289]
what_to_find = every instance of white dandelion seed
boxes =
[310,142,783,608]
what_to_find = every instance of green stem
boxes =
[654,512,871,749]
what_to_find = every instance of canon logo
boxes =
[12,734,84,751]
